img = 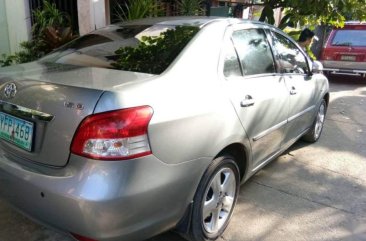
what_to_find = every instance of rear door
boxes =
[222,25,289,169]
[269,30,318,144]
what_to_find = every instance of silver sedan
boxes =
[0,17,329,241]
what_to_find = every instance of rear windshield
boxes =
[331,29,366,47]
[40,24,199,74]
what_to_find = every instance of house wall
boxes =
[0,0,31,55]
[0,0,109,56]
[0,0,10,55]
[77,0,109,35]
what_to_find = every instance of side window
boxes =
[223,40,242,78]
[271,32,309,74]
[232,28,275,76]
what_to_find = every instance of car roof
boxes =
[109,16,272,29]
[90,17,276,41]
[336,22,366,30]
[117,16,226,27]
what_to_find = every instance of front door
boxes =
[269,31,318,144]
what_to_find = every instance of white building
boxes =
[0,0,111,55]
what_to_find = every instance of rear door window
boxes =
[231,28,275,76]
[331,30,366,47]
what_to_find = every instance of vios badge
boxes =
[4,83,17,99]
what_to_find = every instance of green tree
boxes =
[177,0,205,16]
[114,0,163,21]
[246,0,366,27]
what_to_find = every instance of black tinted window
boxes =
[331,30,366,47]
[232,28,275,76]
[223,41,242,77]
[271,32,308,74]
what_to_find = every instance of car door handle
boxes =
[240,95,255,107]
[290,87,297,95]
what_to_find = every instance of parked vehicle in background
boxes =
[320,22,366,78]
[0,17,329,241]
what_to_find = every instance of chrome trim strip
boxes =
[323,68,366,74]
[288,106,315,123]
[253,119,287,141]
[352,70,366,74]
[0,100,54,122]
[323,68,340,71]
[253,105,315,142]
[252,149,282,172]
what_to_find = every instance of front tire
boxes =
[302,99,327,142]
[189,155,240,241]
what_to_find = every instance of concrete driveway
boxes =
[1,76,365,241]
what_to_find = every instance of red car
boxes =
[320,22,366,77]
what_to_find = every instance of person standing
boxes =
[298,28,317,60]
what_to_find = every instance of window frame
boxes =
[219,23,279,81]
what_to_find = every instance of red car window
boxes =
[331,30,366,47]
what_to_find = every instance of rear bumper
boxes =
[0,150,210,241]
[321,60,366,76]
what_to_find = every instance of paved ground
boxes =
[1,76,366,241]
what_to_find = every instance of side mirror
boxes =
[311,60,323,74]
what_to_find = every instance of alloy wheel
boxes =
[314,102,326,139]
[202,167,236,234]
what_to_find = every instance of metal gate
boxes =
[29,0,79,33]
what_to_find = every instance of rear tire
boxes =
[188,155,240,241]
[302,99,327,143]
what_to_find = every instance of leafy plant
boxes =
[32,0,69,38]
[0,54,16,67]
[115,0,163,21]
[244,0,366,28]
[112,26,199,74]
[43,26,77,51]
[177,0,204,16]
[1,0,77,67]
[0,40,46,67]
[31,0,76,53]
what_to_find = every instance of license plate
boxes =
[341,55,356,61]
[0,112,34,151]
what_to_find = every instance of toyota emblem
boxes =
[4,83,17,99]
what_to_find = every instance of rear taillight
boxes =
[71,106,153,160]
[324,54,333,60]
[321,50,332,61]
[71,233,98,241]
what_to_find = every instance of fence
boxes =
[29,0,79,33]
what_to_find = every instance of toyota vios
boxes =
[0,17,329,241]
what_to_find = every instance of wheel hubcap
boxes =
[314,103,325,139]
[202,167,236,234]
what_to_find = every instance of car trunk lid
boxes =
[0,62,155,167]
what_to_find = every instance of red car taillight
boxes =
[322,51,333,60]
[71,233,98,241]
[71,106,153,160]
